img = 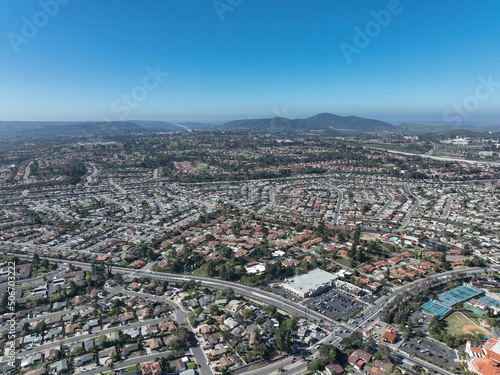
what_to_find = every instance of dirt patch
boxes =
[462,324,490,336]
[361,232,378,241]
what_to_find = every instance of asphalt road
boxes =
[8,253,488,375]
[123,290,212,375]
[442,196,454,218]
[366,147,500,167]
[325,183,343,224]
[373,188,394,220]
[397,185,420,232]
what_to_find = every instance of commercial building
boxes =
[282,269,337,298]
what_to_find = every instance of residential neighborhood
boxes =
[0,132,499,375]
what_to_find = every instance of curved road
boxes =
[9,254,487,375]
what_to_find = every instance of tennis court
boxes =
[478,296,500,311]
[466,305,485,317]
[438,284,483,307]
[421,300,453,318]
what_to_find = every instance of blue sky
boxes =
[1,0,499,123]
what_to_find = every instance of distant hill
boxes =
[0,121,81,136]
[219,113,399,134]
[22,121,145,136]
[0,120,192,139]
[128,120,179,131]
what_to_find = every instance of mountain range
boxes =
[219,113,399,134]
[3,113,496,139]
[0,113,399,138]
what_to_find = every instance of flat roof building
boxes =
[282,268,337,298]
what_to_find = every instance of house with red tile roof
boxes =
[206,252,219,261]
[282,259,301,267]
[396,269,415,278]
[388,256,403,265]
[234,249,248,257]
[419,261,435,269]
[408,266,426,274]
[130,259,146,268]
[361,264,376,273]
[383,331,397,344]
[348,356,365,370]
[374,260,390,268]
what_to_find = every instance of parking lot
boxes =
[264,285,302,302]
[304,289,368,321]
[400,336,459,370]
[408,310,433,335]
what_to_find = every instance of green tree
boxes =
[319,344,340,363]
[241,309,252,320]
[275,322,292,354]
[224,287,235,302]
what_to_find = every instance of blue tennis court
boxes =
[437,284,483,306]
[478,296,500,311]
[421,300,453,318]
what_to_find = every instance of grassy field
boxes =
[445,312,489,337]
[194,161,209,169]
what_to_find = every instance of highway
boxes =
[367,147,500,167]
[8,253,487,375]
[12,264,213,374]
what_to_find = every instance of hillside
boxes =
[219,113,399,134]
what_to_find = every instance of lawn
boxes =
[335,258,351,267]
[194,161,209,169]
[445,312,489,337]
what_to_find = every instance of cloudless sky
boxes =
[1,0,499,123]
